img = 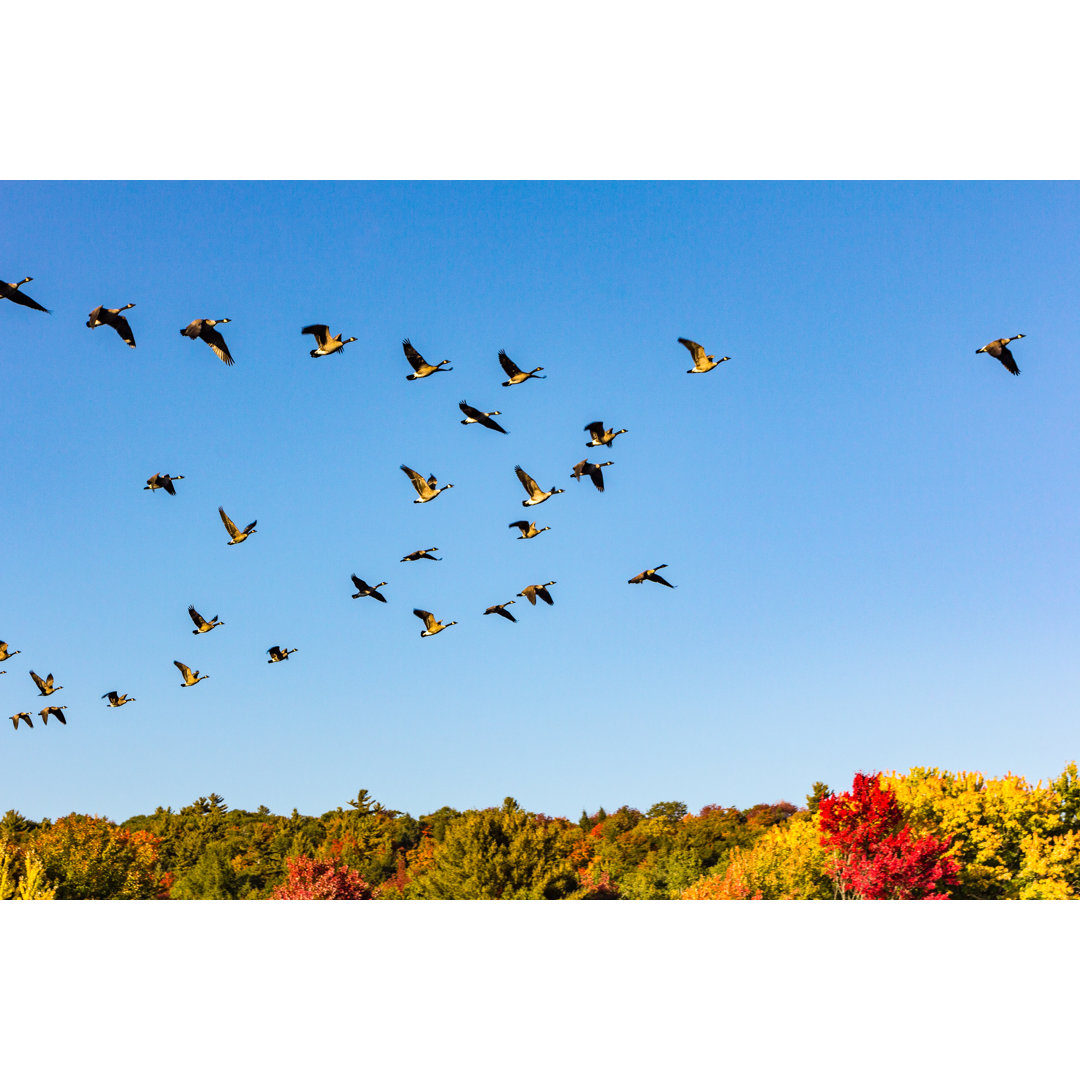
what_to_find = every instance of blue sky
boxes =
[2,181,1078,822]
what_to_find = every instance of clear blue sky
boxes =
[2,181,1078,822]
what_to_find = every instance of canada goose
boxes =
[678,337,729,374]
[483,601,517,622]
[87,303,136,347]
[1,277,50,313]
[267,645,298,663]
[102,690,135,707]
[145,473,185,495]
[401,464,453,503]
[30,671,62,696]
[571,459,614,492]
[402,338,452,379]
[628,564,676,588]
[459,400,509,433]
[39,705,68,726]
[976,333,1025,376]
[515,465,564,506]
[401,548,442,562]
[499,349,545,385]
[219,506,257,544]
[174,660,208,687]
[509,520,551,540]
[11,712,32,730]
[181,318,234,365]
[414,609,457,637]
[517,581,556,606]
[351,575,388,602]
[585,421,628,448]
[0,642,20,662]
[188,605,224,634]
[302,324,357,357]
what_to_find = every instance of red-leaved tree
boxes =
[271,854,372,899]
[818,772,959,899]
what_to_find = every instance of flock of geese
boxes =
[3,272,1028,731]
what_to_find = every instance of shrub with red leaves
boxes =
[818,772,959,899]
[271,854,372,899]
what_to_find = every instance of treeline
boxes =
[2,763,1078,899]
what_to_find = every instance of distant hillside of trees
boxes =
[3,763,1078,899]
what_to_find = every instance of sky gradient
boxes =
[2,181,1078,823]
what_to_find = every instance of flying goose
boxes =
[174,660,208,687]
[571,459,614,492]
[11,712,33,730]
[0,642,20,662]
[585,421,628,448]
[402,338,452,379]
[678,337,729,374]
[102,691,135,707]
[351,575,388,602]
[499,349,545,385]
[1,277,50,313]
[181,318,234,365]
[628,564,676,588]
[483,601,517,622]
[401,464,453,503]
[30,671,62,696]
[515,465,564,506]
[145,473,185,495]
[188,605,224,634]
[219,506,257,544]
[517,582,556,606]
[39,705,68,726]
[976,333,1025,376]
[87,303,136,347]
[414,609,457,637]
[303,324,357,357]
[267,645,298,663]
[509,520,550,539]
[401,548,442,562]
[459,400,509,433]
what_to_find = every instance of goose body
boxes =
[102,691,135,707]
[585,421,628,447]
[188,604,224,634]
[499,349,545,385]
[459,400,508,433]
[517,581,556,606]
[30,671,62,696]
[403,338,452,379]
[401,548,442,562]
[678,337,729,374]
[87,303,136,347]
[39,705,68,726]
[1,277,50,313]
[414,609,457,637]
[267,645,298,663]
[976,333,1025,375]
[484,601,517,622]
[515,465,564,507]
[174,660,208,687]
[509,520,550,540]
[181,318,234,365]
[351,575,388,602]
[303,324,357,357]
[11,712,32,730]
[571,459,614,492]
[0,642,20,662]
[401,464,453,503]
[145,472,184,495]
[628,564,676,588]
[219,506,257,544]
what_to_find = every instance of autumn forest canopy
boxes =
[3,762,1079,899]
